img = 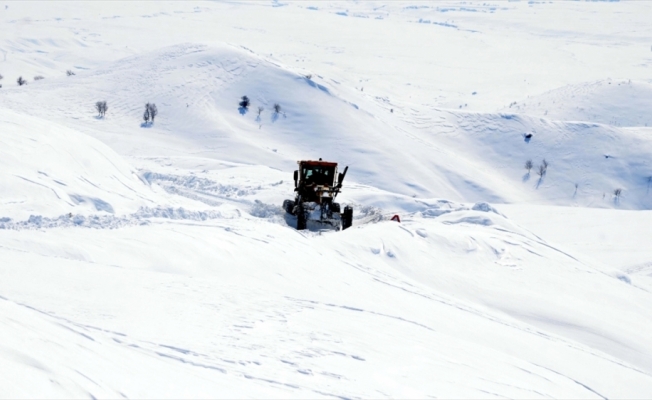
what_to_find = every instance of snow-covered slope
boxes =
[502,80,652,128]
[0,109,164,219]
[2,1,652,398]
[2,208,652,398]
[2,43,651,209]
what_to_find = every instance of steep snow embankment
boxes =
[501,79,652,127]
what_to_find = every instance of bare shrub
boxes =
[143,103,157,124]
[17,76,26,86]
[148,103,158,122]
[542,159,549,170]
[66,70,76,76]
[34,75,45,81]
[273,103,282,114]
[537,164,546,177]
[614,188,622,198]
[525,159,533,172]
[257,106,264,116]
[143,104,150,124]
[95,101,108,117]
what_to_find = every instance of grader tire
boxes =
[297,203,307,230]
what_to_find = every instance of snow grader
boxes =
[283,159,353,230]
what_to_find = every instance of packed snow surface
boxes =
[1,1,652,398]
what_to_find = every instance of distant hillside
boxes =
[1,44,651,209]
[501,79,652,127]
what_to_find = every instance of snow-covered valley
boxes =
[1,1,652,398]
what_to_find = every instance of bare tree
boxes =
[17,76,26,86]
[66,70,76,76]
[537,164,546,177]
[148,103,158,122]
[257,106,264,116]
[542,159,549,170]
[273,103,282,114]
[143,103,150,124]
[95,101,108,117]
[525,159,533,172]
[614,188,622,198]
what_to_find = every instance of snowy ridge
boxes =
[0,109,163,219]
[2,1,652,398]
[502,79,652,127]
[4,42,651,209]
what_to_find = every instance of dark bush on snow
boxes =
[239,96,250,109]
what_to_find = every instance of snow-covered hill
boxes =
[0,109,168,219]
[502,79,652,128]
[2,42,650,209]
[2,1,652,398]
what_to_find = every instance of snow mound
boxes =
[0,109,164,219]
[502,79,652,127]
